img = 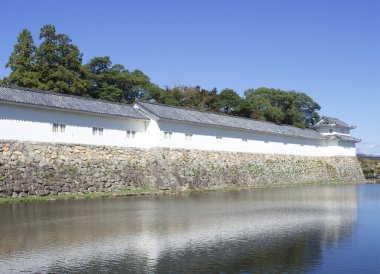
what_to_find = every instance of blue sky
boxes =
[0,0,379,154]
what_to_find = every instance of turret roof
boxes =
[313,116,354,128]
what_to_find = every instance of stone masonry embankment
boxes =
[0,141,365,197]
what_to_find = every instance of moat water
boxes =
[0,184,379,273]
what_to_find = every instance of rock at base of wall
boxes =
[0,141,365,197]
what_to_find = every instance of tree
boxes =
[36,24,87,94]
[148,85,222,112]
[203,87,220,112]
[233,99,254,118]
[120,69,152,103]
[244,87,320,127]
[85,57,123,101]
[139,83,164,102]
[219,89,241,114]
[218,89,253,117]
[181,86,220,112]
[85,56,159,103]
[3,29,40,87]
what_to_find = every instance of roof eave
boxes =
[327,135,361,143]
[311,123,351,129]
[158,117,325,141]
[0,99,149,121]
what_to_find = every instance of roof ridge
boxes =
[322,115,340,120]
[139,100,314,131]
[0,84,134,107]
[321,115,351,127]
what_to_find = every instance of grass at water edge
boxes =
[0,179,370,204]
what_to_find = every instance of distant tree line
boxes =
[1,25,321,128]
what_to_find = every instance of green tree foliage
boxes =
[149,85,220,112]
[2,25,323,128]
[219,89,253,117]
[219,89,241,114]
[36,25,87,94]
[202,88,220,112]
[3,29,40,87]
[245,87,321,128]
[84,56,158,103]
[122,69,153,102]
[85,57,123,101]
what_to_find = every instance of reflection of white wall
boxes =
[0,102,357,156]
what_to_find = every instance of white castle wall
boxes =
[0,102,357,156]
[0,103,147,148]
[153,120,356,157]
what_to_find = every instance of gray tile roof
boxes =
[137,101,326,140]
[318,116,351,128]
[328,135,361,143]
[0,85,147,120]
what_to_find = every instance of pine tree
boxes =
[36,24,88,94]
[4,29,40,87]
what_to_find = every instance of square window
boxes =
[93,127,103,136]
[127,130,136,139]
[164,132,172,139]
[52,123,59,132]
[59,124,65,133]
[53,123,65,133]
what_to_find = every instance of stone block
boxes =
[35,190,50,196]
[18,192,27,198]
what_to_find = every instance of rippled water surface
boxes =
[0,184,379,273]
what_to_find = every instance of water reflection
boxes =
[0,185,360,273]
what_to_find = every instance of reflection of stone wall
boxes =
[0,141,365,197]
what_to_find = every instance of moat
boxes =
[0,184,379,273]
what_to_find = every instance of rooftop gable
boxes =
[314,116,353,128]
[0,85,147,120]
[136,101,325,140]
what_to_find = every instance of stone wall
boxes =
[0,141,365,197]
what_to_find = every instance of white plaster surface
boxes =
[0,102,357,156]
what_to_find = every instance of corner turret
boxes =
[311,116,360,143]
